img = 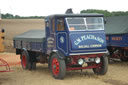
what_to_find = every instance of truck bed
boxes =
[105,16,128,35]
[13,30,45,42]
[106,34,128,47]
[105,16,128,47]
[13,30,46,52]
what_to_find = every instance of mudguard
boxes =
[48,50,65,69]
[20,48,29,60]
[55,51,65,60]
[103,50,109,57]
[50,50,65,60]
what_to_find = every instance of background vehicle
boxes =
[105,16,128,62]
[13,13,108,79]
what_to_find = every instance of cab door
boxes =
[56,18,68,55]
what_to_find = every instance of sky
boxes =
[0,0,128,16]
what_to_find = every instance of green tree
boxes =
[1,13,45,19]
[80,9,128,17]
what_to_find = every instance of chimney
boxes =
[65,8,73,14]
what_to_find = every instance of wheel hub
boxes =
[52,58,60,76]
[22,55,26,68]
[53,65,56,69]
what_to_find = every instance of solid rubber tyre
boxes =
[31,62,36,70]
[93,56,108,75]
[21,51,31,70]
[28,52,37,70]
[50,53,66,79]
[108,55,112,64]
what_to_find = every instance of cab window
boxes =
[52,19,55,32]
[57,18,65,31]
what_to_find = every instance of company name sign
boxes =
[74,34,104,46]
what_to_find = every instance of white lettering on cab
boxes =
[74,35,104,46]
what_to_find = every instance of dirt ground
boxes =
[0,19,44,52]
[0,19,128,85]
[0,53,128,85]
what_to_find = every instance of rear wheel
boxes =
[50,53,66,79]
[31,62,36,70]
[21,51,36,70]
[93,56,108,75]
[21,51,31,70]
[29,52,37,70]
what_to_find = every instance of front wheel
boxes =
[50,53,66,79]
[93,56,108,75]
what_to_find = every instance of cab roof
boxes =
[46,13,104,19]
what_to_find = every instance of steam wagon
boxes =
[13,13,108,79]
[105,16,128,61]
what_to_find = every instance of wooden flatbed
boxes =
[13,30,46,52]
